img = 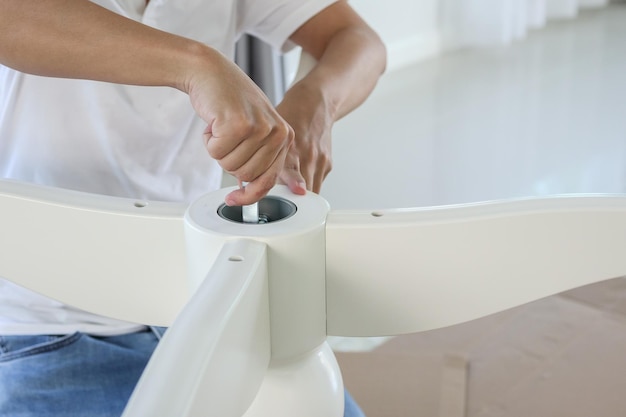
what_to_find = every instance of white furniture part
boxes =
[2,179,626,416]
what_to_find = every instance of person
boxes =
[0,0,386,416]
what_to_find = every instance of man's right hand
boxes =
[183,48,294,206]
[0,0,294,206]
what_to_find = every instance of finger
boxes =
[203,110,278,159]
[224,148,288,206]
[312,158,331,194]
[203,125,244,161]
[294,152,314,192]
[311,169,324,194]
[224,174,273,206]
[218,137,283,180]
[209,120,293,181]
[278,153,307,195]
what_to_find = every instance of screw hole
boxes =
[371,211,384,217]
[134,202,147,208]
[229,255,244,262]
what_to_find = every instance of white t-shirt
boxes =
[0,0,337,336]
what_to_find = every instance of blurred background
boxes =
[232,0,626,213]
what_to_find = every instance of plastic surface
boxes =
[244,342,344,417]
[123,239,270,417]
[326,195,626,336]
[0,179,188,325]
[185,185,330,359]
[2,179,626,415]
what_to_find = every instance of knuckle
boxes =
[209,149,228,162]
[270,121,293,146]
[321,152,332,166]
[230,116,256,139]
[325,160,333,175]
[219,160,237,172]
[306,149,319,165]
[251,188,268,202]
[235,168,256,183]
[257,173,278,192]
[283,122,295,141]
[253,120,273,139]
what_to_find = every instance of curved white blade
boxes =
[326,195,626,336]
[0,179,188,325]
[123,239,270,417]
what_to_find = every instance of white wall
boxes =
[350,0,442,72]
[281,0,441,85]
[348,0,612,74]
[322,1,623,210]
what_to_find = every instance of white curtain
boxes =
[441,0,610,47]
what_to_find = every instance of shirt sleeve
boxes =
[237,0,339,52]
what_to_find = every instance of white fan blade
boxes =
[326,195,626,336]
[0,179,188,325]
[123,239,271,417]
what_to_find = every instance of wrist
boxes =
[172,41,219,94]
[287,74,340,123]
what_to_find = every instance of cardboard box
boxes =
[335,277,626,416]
[336,351,467,417]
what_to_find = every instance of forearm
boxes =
[0,0,295,206]
[292,25,387,122]
[276,13,386,193]
[0,0,212,92]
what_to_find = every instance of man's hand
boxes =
[276,80,334,195]
[185,49,294,206]
[275,0,387,196]
[0,0,384,206]
[0,0,296,206]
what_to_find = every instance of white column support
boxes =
[183,186,330,360]
[123,239,271,417]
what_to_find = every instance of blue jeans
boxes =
[0,329,365,417]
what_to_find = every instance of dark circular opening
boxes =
[217,196,297,224]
